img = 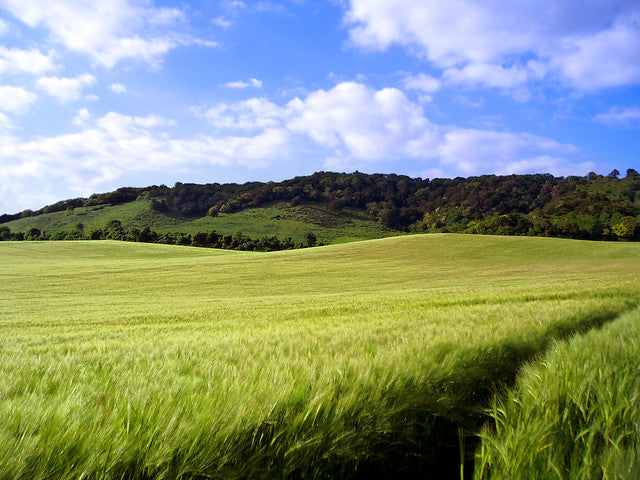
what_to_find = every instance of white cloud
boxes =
[185,38,219,49]
[197,97,286,130]
[96,112,174,133]
[109,83,127,94]
[436,129,578,175]
[443,63,533,90]
[0,0,188,66]
[0,46,57,75]
[212,16,232,28]
[346,0,539,66]
[0,85,36,113]
[223,78,263,89]
[594,107,640,127]
[0,109,293,211]
[72,108,91,126]
[210,0,247,29]
[551,13,640,90]
[203,82,443,160]
[199,82,577,173]
[402,73,441,93]
[345,0,640,91]
[94,36,177,68]
[0,112,14,131]
[286,82,441,160]
[494,156,596,178]
[36,73,96,102]
[224,1,246,10]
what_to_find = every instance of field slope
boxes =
[0,234,639,479]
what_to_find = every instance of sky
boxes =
[0,0,639,214]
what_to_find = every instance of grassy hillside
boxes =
[2,170,639,243]
[1,235,639,478]
[1,198,398,245]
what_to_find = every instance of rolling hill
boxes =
[0,198,398,246]
[1,170,639,246]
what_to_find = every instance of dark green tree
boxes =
[25,227,41,240]
[305,232,317,247]
[0,226,11,241]
[105,220,125,240]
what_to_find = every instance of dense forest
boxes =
[1,169,639,243]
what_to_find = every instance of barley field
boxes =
[1,234,639,479]
[476,307,640,480]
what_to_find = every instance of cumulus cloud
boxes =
[72,108,92,127]
[0,112,13,131]
[95,112,174,134]
[402,73,441,94]
[345,0,640,92]
[286,82,441,160]
[436,129,578,175]
[443,63,535,90]
[0,85,36,113]
[551,12,640,90]
[198,81,576,172]
[0,46,57,75]
[223,78,263,89]
[93,36,177,68]
[212,16,232,28]
[594,107,640,127]
[198,82,444,161]
[196,97,286,130]
[36,73,96,102]
[109,83,127,94]
[0,0,191,66]
[0,108,293,211]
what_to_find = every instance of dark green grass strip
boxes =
[474,307,640,480]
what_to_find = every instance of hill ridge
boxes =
[1,170,639,244]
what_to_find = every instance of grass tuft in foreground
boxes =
[475,308,640,480]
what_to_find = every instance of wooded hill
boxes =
[1,169,639,245]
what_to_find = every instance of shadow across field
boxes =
[305,307,633,480]
[162,305,635,480]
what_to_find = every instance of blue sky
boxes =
[0,0,638,213]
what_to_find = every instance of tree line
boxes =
[1,169,639,242]
[0,220,321,251]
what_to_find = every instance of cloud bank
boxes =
[0,82,589,212]
[345,0,640,92]
[0,0,201,66]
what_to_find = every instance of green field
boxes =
[1,234,639,479]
